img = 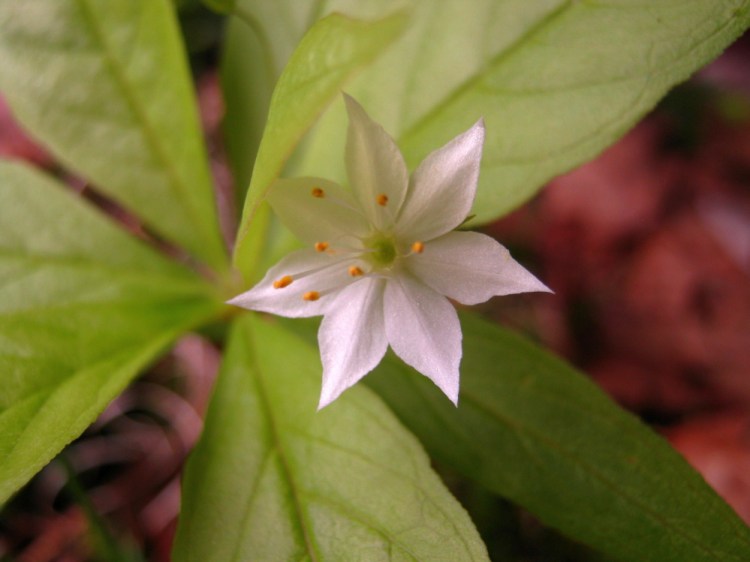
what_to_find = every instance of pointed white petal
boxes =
[407,231,551,305]
[317,277,388,409]
[397,120,485,241]
[267,177,368,246]
[344,94,409,230]
[384,273,462,404]
[227,249,360,318]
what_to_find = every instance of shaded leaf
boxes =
[365,313,750,562]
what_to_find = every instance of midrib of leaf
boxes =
[243,328,320,562]
[457,385,748,561]
[2,367,119,461]
[1,300,200,320]
[0,331,173,444]
[0,258,217,319]
[379,356,750,560]
[398,0,574,142]
[0,393,48,462]
[464,331,749,511]
[0,334,174,474]
[397,0,745,149]
[480,82,651,166]
[287,428,477,558]
[75,0,216,260]
[301,490,420,560]
[0,249,204,287]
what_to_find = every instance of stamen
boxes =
[278,255,356,288]
[314,241,329,252]
[348,265,364,277]
[411,241,425,254]
[309,187,367,228]
[303,291,320,301]
[376,193,389,206]
[273,275,293,289]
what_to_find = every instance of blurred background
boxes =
[1,3,748,561]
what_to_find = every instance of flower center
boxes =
[365,233,397,268]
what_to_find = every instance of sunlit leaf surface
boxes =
[0,162,221,504]
[0,0,227,270]
[174,314,489,562]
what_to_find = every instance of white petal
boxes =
[317,277,388,409]
[384,273,462,404]
[396,120,485,242]
[227,249,359,318]
[344,94,409,231]
[407,231,551,305]
[267,177,368,246]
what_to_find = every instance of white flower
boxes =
[229,95,550,409]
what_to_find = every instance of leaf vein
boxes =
[245,323,321,561]
[461,389,741,559]
[74,0,216,258]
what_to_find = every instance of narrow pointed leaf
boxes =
[173,314,489,561]
[0,0,227,270]
[215,0,315,193]
[0,162,222,504]
[220,16,272,197]
[365,313,750,562]
[232,12,407,281]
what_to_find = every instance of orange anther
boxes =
[411,241,424,254]
[376,193,389,206]
[315,241,329,252]
[273,275,293,289]
[303,291,320,301]
[311,187,325,198]
[348,266,364,277]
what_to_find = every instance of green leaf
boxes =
[0,337,173,507]
[173,314,489,562]
[220,15,272,197]
[0,0,227,271]
[232,12,407,281]
[289,0,750,223]
[201,0,236,14]
[219,0,315,198]
[365,313,750,562]
[0,162,222,504]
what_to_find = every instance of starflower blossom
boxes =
[229,95,550,409]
